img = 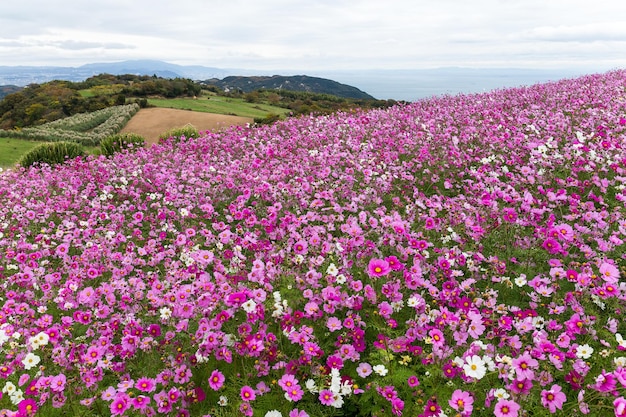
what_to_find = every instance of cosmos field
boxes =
[1,70,625,416]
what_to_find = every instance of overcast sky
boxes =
[1,0,626,71]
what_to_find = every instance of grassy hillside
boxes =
[147,94,289,119]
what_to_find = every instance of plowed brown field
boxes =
[120,108,253,145]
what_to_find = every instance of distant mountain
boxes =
[0,85,22,100]
[0,60,374,100]
[0,60,232,86]
[201,75,374,100]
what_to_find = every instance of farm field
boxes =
[147,95,289,119]
[0,70,625,417]
[119,108,253,145]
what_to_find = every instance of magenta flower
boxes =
[615,396,626,417]
[17,398,37,416]
[407,375,420,387]
[494,399,520,417]
[240,385,256,401]
[135,377,156,393]
[208,370,225,391]
[542,238,562,254]
[541,384,566,413]
[110,393,131,415]
[319,389,335,406]
[326,354,344,369]
[289,409,310,417]
[422,397,441,416]
[367,258,391,278]
[131,395,150,410]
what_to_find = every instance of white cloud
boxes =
[0,0,625,70]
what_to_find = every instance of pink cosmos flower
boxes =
[319,389,335,406]
[367,258,391,278]
[110,393,131,415]
[615,396,626,417]
[326,354,344,370]
[135,377,156,393]
[542,238,562,254]
[407,375,420,387]
[285,385,304,402]
[449,389,474,415]
[429,329,445,346]
[356,362,372,377]
[511,352,538,380]
[541,384,566,413]
[502,208,518,223]
[240,385,256,401]
[208,370,225,391]
[17,398,37,416]
[599,262,620,283]
[293,240,308,254]
[278,374,299,391]
[131,395,150,410]
[50,374,66,393]
[494,399,520,417]
[289,408,310,417]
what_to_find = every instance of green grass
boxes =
[0,137,42,168]
[0,137,99,169]
[148,94,289,119]
[78,89,95,98]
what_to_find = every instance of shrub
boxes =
[100,133,145,156]
[254,113,281,125]
[158,124,199,143]
[18,141,85,168]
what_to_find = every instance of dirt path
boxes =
[120,108,253,145]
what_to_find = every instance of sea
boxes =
[313,67,609,101]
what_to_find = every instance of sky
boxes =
[1,0,626,72]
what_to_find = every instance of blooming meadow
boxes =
[1,70,626,417]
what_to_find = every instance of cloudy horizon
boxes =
[1,0,626,73]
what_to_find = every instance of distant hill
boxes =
[0,60,232,86]
[0,60,375,100]
[0,85,22,100]
[201,75,374,100]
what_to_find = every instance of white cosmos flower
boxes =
[22,353,41,370]
[576,344,594,359]
[373,364,388,376]
[241,299,257,313]
[463,355,487,380]
[159,307,172,320]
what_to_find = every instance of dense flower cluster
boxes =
[1,104,139,146]
[0,71,625,416]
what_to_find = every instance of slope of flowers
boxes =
[0,71,625,417]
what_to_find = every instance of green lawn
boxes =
[0,137,100,169]
[0,137,42,168]
[148,95,289,119]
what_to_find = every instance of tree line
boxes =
[0,75,201,129]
